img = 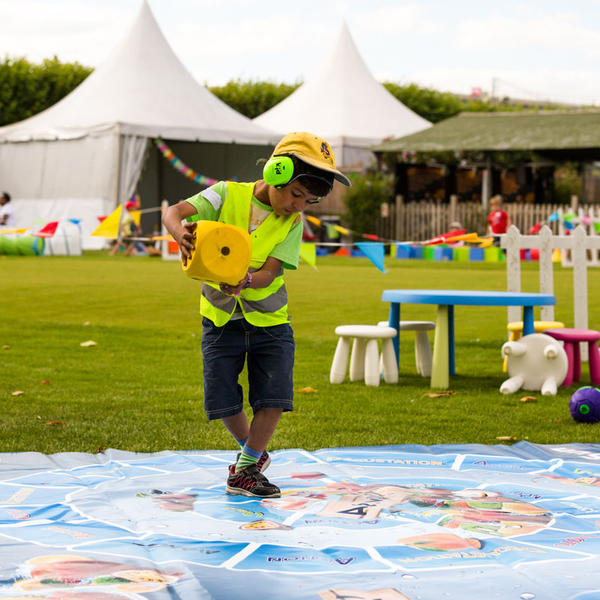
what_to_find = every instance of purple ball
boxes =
[569,387,600,423]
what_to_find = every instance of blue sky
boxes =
[1,0,600,105]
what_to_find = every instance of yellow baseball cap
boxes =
[272,132,351,187]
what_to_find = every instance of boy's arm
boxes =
[161,201,199,265]
[220,256,283,296]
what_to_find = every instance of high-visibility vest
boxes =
[200,182,298,327]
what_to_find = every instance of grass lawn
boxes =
[1,251,600,454]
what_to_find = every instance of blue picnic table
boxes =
[381,289,557,388]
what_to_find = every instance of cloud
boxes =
[356,4,445,36]
[0,0,131,65]
[455,12,600,57]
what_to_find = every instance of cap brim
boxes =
[290,153,351,187]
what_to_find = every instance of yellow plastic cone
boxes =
[183,221,252,286]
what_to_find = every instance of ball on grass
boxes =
[569,387,600,423]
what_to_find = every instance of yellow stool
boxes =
[503,320,565,371]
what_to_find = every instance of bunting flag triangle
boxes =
[33,221,59,238]
[355,242,387,273]
[305,215,322,227]
[92,205,123,238]
[299,243,317,269]
[130,210,142,227]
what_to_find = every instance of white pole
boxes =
[538,226,555,322]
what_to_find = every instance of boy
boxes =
[487,194,511,245]
[162,132,350,498]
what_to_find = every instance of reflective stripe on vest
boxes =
[200,182,297,327]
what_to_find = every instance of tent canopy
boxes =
[0,1,276,145]
[371,110,600,158]
[254,23,431,166]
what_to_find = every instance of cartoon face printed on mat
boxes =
[407,487,551,537]
[261,483,551,537]
[535,474,600,488]
[136,488,197,512]
[13,555,183,594]
[398,532,482,552]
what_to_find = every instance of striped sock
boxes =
[235,437,248,448]
[235,444,262,473]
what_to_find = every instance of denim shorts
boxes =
[201,317,295,421]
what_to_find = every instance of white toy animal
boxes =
[500,333,568,396]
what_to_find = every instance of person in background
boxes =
[0,192,14,228]
[487,195,511,245]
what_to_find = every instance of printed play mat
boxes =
[1,442,600,599]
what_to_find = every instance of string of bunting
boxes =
[304,215,396,244]
[527,211,600,234]
[154,137,219,187]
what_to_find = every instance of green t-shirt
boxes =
[184,181,302,270]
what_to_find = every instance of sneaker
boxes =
[226,464,281,498]
[236,450,271,473]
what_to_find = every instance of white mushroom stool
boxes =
[330,325,398,386]
[378,321,435,377]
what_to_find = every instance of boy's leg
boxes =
[221,412,250,444]
[247,407,283,453]
[233,323,294,475]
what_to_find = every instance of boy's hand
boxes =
[176,222,196,266]
[219,274,249,296]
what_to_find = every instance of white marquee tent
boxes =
[0,1,277,248]
[254,23,432,169]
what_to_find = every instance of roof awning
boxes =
[371,110,600,154]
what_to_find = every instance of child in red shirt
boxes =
[487,195,511,244]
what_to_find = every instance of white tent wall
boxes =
[118,134,149,205]
[136,140,274,234]
[0,133,117,249]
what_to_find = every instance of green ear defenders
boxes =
[263,155,294,187]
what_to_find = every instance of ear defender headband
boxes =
[263,155,295,187]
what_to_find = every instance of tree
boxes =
[0,56,92,126]
[343,172,394,236]
[208,79,300,119]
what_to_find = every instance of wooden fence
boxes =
[372,197,597,243]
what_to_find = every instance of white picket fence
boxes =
[501,225,600,360]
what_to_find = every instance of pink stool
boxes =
[544,328,600,387]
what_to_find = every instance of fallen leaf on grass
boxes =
[12,391,24,396]
[496,435,518,441]
[554,419,561,424]
[2,345,9,350]
[40,380,50,386]
[520,396,537,403]
[296,386,318,394]
[423,390,456,398]
[80,340,97,347]
[97,445,104,453]
[83,321,91,326]
[45,420,65,426]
